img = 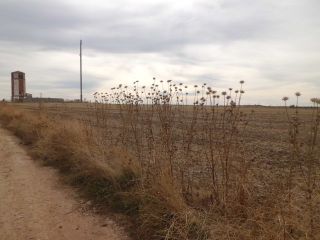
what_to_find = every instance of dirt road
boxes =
[0,126,129,240]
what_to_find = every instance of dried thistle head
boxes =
[282,96,289,101]
[295,92,301,97]
[311,98,320,104]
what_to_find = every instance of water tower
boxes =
[11,71,26,101]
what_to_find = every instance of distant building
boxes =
[10,71,64,103]
[11,71,26,101]
[25,93,33,100]
[29,97,64,103]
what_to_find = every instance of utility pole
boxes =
[80,40,83,102]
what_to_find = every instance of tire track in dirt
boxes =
[0,126,129,240]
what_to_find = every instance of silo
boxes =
[11,71,26,101]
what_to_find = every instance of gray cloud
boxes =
[0,0,276,53]
[0,0,319,105]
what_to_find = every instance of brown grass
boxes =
[0,82,319,240]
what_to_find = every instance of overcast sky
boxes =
[0,0,319,105]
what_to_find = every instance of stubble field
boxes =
[0,89,319,240]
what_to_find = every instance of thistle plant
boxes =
[282,93,320,239]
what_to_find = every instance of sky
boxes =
[0,0,319,105]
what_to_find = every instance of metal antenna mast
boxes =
[80,40,83,102]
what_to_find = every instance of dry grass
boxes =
[0,82,319,240]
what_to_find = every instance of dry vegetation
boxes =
[0,80,319,240]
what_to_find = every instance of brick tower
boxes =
[11,71,26,102]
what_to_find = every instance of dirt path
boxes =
[0,126,129,240]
